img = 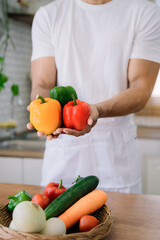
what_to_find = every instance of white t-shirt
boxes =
[31,0,160,190]
[31,0,160,104]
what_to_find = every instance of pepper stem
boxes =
[58,179,63,189]
[8,196,18,201]
[36,94,46,104]
[71,94,77,106]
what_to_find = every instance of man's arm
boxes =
[31,57,57,100]
[61,59,159,137]
[96,59,159,117]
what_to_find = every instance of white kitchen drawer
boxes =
[143,155,160,195]
[137,139,160,195]
[23,158,43,185]
[0,157,23,184]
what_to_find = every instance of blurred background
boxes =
[0,0,160,195]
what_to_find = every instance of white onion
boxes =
[9,220,17,231]
[40,218,66,235]
[13,201,46,233]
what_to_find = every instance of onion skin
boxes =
[9,220,18,231]
[13,201,46,233]
[40,218,66,235]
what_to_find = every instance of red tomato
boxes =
[31,193,50,209]
[79,215,99,232]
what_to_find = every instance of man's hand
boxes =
[53,104,99,137]
[26,105,59,140]
[27,104,99,139]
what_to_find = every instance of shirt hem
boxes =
[31,54,55,62]
[130,53,160,64]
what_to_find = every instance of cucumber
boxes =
[44,175,99,220]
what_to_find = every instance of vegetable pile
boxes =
[29,85,90,133]
[7,175,108,235]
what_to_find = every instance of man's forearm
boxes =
[96,87,150,118]
[30,57,57,101]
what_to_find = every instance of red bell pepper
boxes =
[43,179,66,202]
[63,95,90,131]
[31,193,50,209]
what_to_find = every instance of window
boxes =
[152,70,160,97]
[136,70,160,116]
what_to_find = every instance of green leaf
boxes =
[0,57,4,63]
[0,73,8,84]
[0,73,8,91]
[11,84,19,96]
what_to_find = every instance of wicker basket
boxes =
[0,204,113,240]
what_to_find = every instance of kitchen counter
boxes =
[0,145,44,158]
[0,183,160,240]
[0,131,45,158]
[0,148,44,158]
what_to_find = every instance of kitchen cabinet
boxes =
[137,138,160,195]
[8,13,34,25]
[23,158,43,185]
[142,156,160,195]
[1,137,160,195]
[0,157,23,184]
[8,0,53,25]
[0,157,43,185]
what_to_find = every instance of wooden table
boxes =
[0,183,160,240]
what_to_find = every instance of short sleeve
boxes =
[130,4,160,63]
[31,7,55,61]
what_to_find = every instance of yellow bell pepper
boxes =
[29,95,61,135]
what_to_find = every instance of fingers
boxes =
[46,128,65,140]
[53,128,65,135]
[47,135,53,140]
[26,124,60,140]
[27,105,30,111]
[63,126,91,137]
[27,122,34,130]
[46,128,66,140]
[37,132,59,140]
[87,117,93,126]
[63,129,80,137]
[38,132,58,140]
[37,131,44,137]
[27,123,92,139]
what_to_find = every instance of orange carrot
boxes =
[58,190,107,229]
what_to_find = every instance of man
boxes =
[28,0,160,193]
